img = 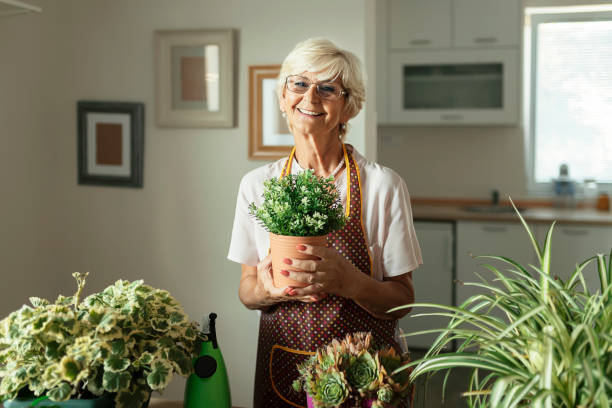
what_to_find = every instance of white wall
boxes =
[0,1,369,406]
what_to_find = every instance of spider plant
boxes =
[394,203,612,407]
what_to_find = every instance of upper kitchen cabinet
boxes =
[453,0,521,48]
[389,0,452,50]
[378,0,522,125]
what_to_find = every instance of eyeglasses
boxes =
[285,75,348,100]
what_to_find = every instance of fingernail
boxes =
[283,258,293,265]
[296,245,307,251]
[289,289,297,295]
[280,270,289,276]
[284,288,292,295]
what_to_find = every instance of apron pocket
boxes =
[269,344,314,408]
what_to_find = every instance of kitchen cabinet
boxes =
[388,0,521,51]
[456,221,536,310]
[453,0,521,48]
[535,223,612,294]
[389,0,452,50]
[380,0,522,125]
[399,221,453,350]
[387,48,519,125]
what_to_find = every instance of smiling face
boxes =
[279,71,350,140]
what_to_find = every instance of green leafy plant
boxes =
[293,332,412,408]
[395,203,612,407]
[0,273,199,408]
[249,169,346,236]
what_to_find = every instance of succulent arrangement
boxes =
[0,273,199,407]
[292,332,412,408]
[396,204,612,407]
[249,169,346,236]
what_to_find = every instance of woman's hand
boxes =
[281,244,363,299]
[255,255,326,304]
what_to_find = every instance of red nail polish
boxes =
[296,245,307,251]
[289,289,297,295]
[283,258,292,265]
[280,270,289,276]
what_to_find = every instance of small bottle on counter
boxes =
[581,178,598,209]
[596,192,610,211]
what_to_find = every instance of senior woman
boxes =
[228,38,422,407]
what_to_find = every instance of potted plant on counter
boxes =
[0,273,200,408]
[395,204,612,407]
[249,169,346,287]
[292,332,413,408]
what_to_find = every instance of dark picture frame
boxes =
[77,101,144,188]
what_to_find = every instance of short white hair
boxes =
[276,38,366,137]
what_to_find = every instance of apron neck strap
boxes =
[280,143,349,179]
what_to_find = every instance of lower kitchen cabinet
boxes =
[536,223,612,294]
[456,221,537,308]
[399,221,454,350]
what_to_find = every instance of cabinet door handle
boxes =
[482,225,508,233]
[440,114,464,121]
[473,37,499,44]
[561,228,589,236]
[410,39,432,46]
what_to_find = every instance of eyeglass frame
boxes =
[284,75,349,100]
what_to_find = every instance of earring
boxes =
[281,112,287,118]
[340,123,346,131]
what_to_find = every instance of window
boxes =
[525,7,612,193]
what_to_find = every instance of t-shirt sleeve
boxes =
[381,175,423,278]
[227,175,260,267]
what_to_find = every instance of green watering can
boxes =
[183,313,231,408]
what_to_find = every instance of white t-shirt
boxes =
[227,147,422,280]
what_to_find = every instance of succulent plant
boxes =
[377,384,394,403]
[346,351,380,393]
[293,332,412,407]
[314,371,350,407]
[0,273,199,408]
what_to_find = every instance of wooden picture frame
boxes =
[248,65,293,160]
[155,29,235,128]
[77,101,144,188]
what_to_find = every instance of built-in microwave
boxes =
[386,49,519,125]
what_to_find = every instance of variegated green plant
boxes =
[395,202,612,407]
[0,273,199,408]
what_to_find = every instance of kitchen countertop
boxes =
[412,202,612,226]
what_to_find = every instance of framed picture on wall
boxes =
[248,65,293,160]
[77,101,144,188]
[155,29,235,128]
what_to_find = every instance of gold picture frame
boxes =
[248,65,294,160]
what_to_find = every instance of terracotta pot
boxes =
[269,233,327,288]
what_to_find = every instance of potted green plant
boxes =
[292,332,413,408]
[249,169,346,287]
[395,204,612,407]
[0,273,200,408]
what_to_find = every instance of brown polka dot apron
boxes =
[253,144,405,408]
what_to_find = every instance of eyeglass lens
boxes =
[286,76,343,99]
